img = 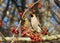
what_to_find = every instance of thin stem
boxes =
[0,32,7,41]
[11,34,15,43]
[23,0,41,17]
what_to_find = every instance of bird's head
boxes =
[30,14,33,17]
[29,14,36,18]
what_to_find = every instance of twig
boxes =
[0,32,7,41]
[11,34,15,43]
[0,35,60,41]
[10,21,21,43]
[23,0,41,17]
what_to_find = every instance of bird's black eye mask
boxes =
[30,14,33,17]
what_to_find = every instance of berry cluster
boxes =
[11,27,19,34]
[30,33,43,42]
[29,3,34,9]
[11,26,47,41]
[22,26,27,31]
[37,3,42,9]
[21,26,44,42]
[22,26,32,37]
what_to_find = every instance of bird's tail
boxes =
[37,27,42,33]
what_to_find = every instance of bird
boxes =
[30,14,42,33]
[23,16,31,29]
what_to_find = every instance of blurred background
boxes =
[0,0,60,43]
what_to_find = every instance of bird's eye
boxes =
[30,14,33,17]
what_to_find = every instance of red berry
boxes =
[15,29,19,34]
[22,31,27,36]
[30,34,34,39]
[29,33,44,42]
[0,22,4,26]
[37,3,42,9]
[29,3,34,9]
[20,12,23,17]
[32,9,36,13]
[34,34,37,37]
[0,18,4,27]
[11,28,16,33]
[11,27,19,34]
[41,30,48,35]
[22,26,27,31]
